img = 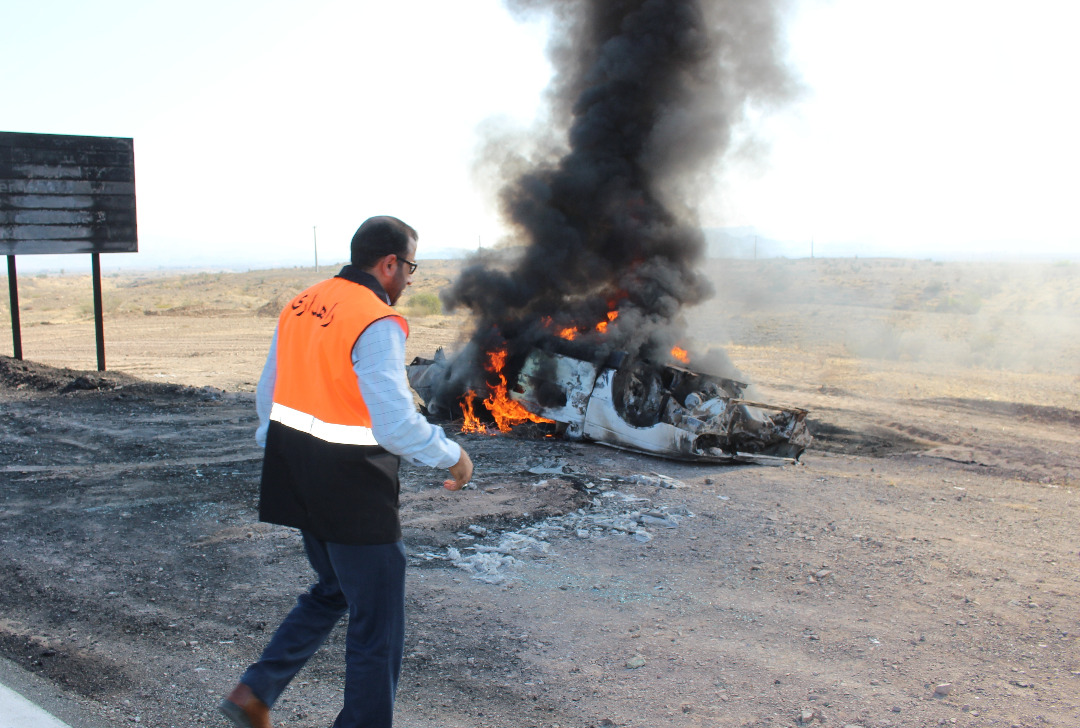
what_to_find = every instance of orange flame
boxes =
[480,348,554,432]
[670,346,690,364]
[595,310,619,334]
[486,348,508,372]
[460,391,487,434]
[557,327,578,341]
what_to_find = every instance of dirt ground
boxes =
[1,258,1078,728]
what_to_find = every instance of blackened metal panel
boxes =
[511,350,598,438]
[0,131,138,255]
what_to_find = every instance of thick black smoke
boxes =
[436,0,796,410]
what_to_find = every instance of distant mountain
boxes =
[703,226,796,259]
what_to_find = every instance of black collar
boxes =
[336,265,391,305]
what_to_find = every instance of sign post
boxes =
[6,255,21,360]
[1,131,138,370]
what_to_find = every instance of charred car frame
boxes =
[408,348,811,465]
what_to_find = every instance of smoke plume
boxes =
[437,0,797,408]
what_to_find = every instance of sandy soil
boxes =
[1,258,1078,728]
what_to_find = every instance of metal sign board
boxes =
[0,131,138,255]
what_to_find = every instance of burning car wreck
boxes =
[408,347,811,465]
[403,0,811,466]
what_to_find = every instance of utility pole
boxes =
[313,226,319,272]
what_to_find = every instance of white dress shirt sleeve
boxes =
[254,327,278,448]
[353,317,462,469]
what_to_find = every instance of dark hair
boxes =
[350,216,418,269]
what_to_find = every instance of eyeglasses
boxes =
[396,256,418,274]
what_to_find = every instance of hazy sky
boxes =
[3,0,1078,271]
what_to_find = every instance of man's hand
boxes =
[444,449,473,491]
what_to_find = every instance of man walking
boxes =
[220,216,472,728]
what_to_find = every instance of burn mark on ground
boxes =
[806,420,938,456]
[400,471,592,552]
[0,562,135,699]
[924,398,1080,427]
[0,627,134,699]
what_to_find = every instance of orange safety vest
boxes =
[270,276,408,446]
